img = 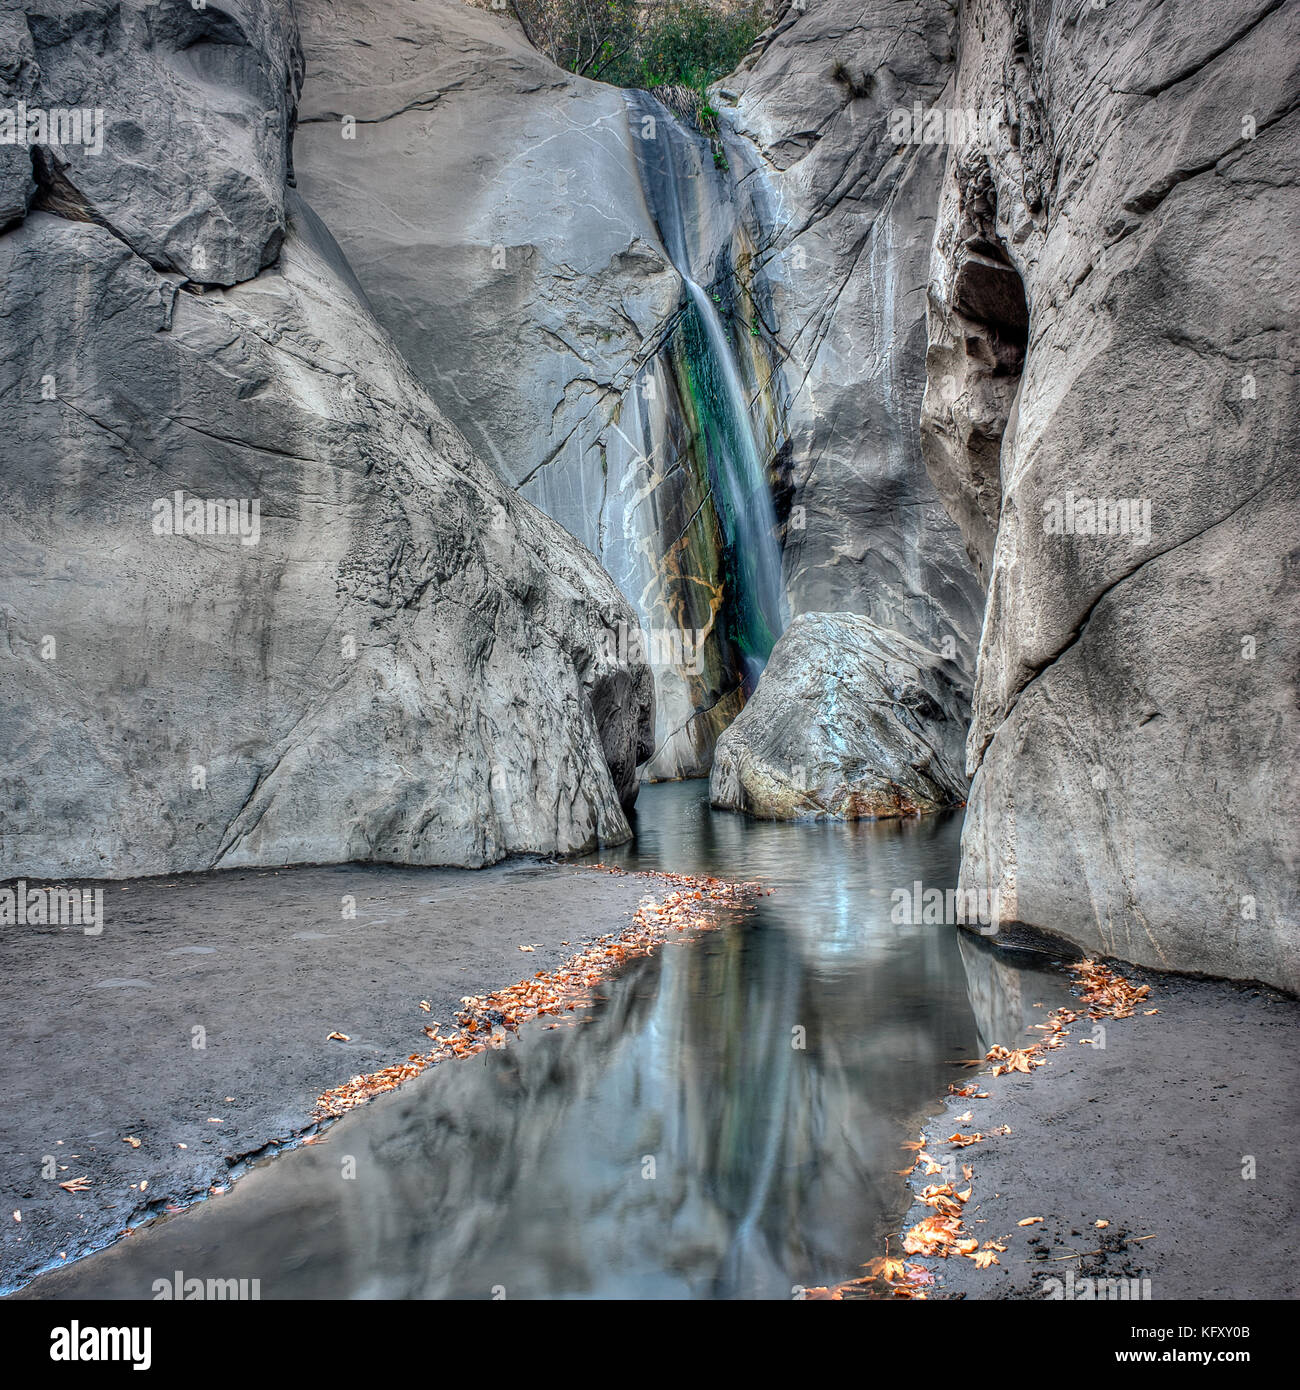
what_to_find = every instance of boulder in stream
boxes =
[709,613,969,821]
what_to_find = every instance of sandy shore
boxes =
[901,951,1300,1300]
[0,857,679,1293]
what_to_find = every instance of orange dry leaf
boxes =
[904,1213,964,1257]
[326,1032,350,1042]
[947,1132,985,1147]
[59,1176,90,1193]
[973,1249,1000,1268]
[122,1136,141,1148]
[1017,1216,1043,1227]
[1095,1219,1110,1228]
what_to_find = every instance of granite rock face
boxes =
[0,3,654,878]
[293,0,751,778]
[4,0,302,283]
[709,613,968,821]
[293,0,986,774]
[721,0,986,683]
[920,0,1300,990]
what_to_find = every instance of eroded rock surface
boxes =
[0,3,653,878]
[921,0,1300,990]
[722,0,986,682]
[709,613,968,820]
[293,0,986,775]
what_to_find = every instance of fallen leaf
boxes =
[956,1110,973,1124]
[973,1249,1000,1268]
[962,1164,974,1181]
[123,1136,141,1148]
[1095,1219,1109,1228]
[1018,1216,1043,1227]
[947,1132,985,1147]
[327,1032,350,1042]
[518,945,535,952]
[59,1177,90,1194]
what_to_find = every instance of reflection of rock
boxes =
[957,929,1076,1056]
[709,614,968,820]
[0,5,653,877]
[922,0,1300,991]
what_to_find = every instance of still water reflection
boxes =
[27,783,1075,1299]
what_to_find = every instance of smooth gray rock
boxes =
[721,0,986,686]
[7,1,302,285]
[293,0,744,778]
[709,613,968,820]
[0,4,655,878]
[292,0,986,775]
[920,0,1300,991]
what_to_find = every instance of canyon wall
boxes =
[0,0,653,879]
[923,0,1299,990]
[293,0,984,775]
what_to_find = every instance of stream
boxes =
[24,782,1077,1300]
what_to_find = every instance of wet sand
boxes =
[904,951,1300,1300]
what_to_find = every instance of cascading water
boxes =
[627,91,788,689]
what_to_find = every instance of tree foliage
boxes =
[507,0,763,90]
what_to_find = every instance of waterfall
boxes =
[627,91,788,690]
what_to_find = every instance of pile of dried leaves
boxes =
[314,871,754,1118]
[802,1252,936,1300]
[1069,958,1153,1019]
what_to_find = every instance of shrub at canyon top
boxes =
[508,0,762,89]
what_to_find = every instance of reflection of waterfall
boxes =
[627,90,788,691]
[27,793,1094,1303]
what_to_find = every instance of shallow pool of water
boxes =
[26,783,1076,1299]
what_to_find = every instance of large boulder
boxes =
[4,0,302,283]
[709,613,968,820]
[0,4,654,879]
[921,0,1300,990]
